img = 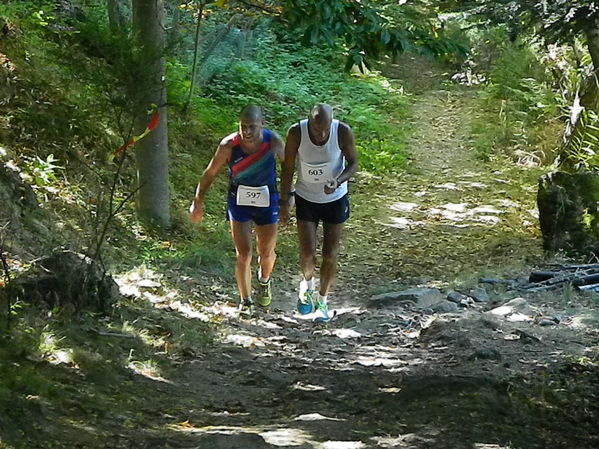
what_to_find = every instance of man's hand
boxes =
[324,179,338,194]
[189,198,203,223]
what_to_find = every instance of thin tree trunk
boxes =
[183,2,205,113]
[238,17,254,60]
[107,0,125,34]
[131,0,170,227]
[170,4,181,46]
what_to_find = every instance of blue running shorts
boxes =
[226,194,279,226]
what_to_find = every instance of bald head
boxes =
[310,103,333,126]
[240,105,263,122]
[238,105,264,142]
[308,103,333,145]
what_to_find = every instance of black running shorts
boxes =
[295,194,350,225]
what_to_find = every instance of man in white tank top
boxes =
[279,104,358,322]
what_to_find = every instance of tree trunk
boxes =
[183,2,205,113]
[537,171,599,254]
[170,4,181,46]
[107,0,126,34]
[131,0,170,227]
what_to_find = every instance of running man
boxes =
[189,105,284,316]
[279,104,358,322]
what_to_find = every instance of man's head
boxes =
[239,105,264,142]
[308,103,333,145]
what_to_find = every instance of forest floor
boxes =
[4,60,599,449]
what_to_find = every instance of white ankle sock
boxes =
[301,277,315,291]
[258,268,269,283]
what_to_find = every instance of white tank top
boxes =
[295,119,347,203]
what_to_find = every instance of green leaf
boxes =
[380,28,390,45]
[310,24,320,45]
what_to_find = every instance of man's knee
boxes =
[322,247,339,264]
[322,253,337,265]
[299,246,316,261]
[257,246,275,261]
[235,247,252,265]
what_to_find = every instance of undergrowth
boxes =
[0,3,413,420]
[465,29,562,163]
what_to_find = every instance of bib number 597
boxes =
[236,185,270,207]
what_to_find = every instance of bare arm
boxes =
[194,142,231,200]
[278,124,300,225]
[270,131,285,162]
[336,122,358,184]
[189,138,232,222]
[324,122,358,194]
[279,124,300,203]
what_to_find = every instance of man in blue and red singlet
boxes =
[189,106,284,316]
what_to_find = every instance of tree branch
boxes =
[233,0,278,15]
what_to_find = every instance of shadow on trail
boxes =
[160,310,599,449]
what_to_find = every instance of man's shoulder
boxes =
[285,122,302,142]
[266,128,283,143]
[219,132,238,148]
[287,122,301,133]
[337,121,352,133]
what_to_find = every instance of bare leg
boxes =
[230,220,253,300]
[297,220,318,281]
[255,223,277,280]
[319,222,343,296]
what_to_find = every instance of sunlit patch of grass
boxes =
[127,358,169,383]
[38,329,66,358]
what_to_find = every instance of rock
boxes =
[0,164,37,211]
[13,249,119,313]
[537,171,599,253]
[469,348,501,361]
[137,279,162,289]
[506,312,533,322]
[446,290,468,303]
[479,315,501,330]
[0,163,40,254]
[489,297,538,319]
[369,287,444,308]
[539,317,559,326]
[470,286,489,302]
[196,433,275,449]
[432,300,460,314]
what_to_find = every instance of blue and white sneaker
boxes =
[313,297,331,323]
[297,289,314,315]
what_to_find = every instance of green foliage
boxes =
[20,154,63,188]
[282,0,468,69]
[174,27,411,174]
[562,110,599,171]
[464,0,599,44]
[0,6,125,161]
[484,44,557,119]
[467,32,560,161]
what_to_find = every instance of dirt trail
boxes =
[338,83,544,288]
[130,72,599,449]
[23,66,598,449]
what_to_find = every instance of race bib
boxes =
[301,162,333,184]
[236,185,270,207]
